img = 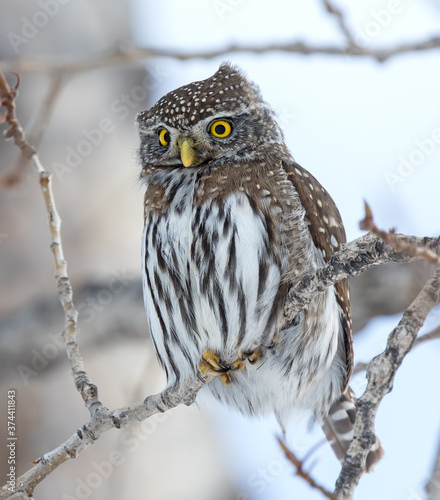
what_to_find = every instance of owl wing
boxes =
[282,160,353,386]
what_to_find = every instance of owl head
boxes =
[137,63,285,175]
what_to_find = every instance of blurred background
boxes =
[1,0,440,499]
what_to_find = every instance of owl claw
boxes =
[241,349,261,365]
[199,349,245,386]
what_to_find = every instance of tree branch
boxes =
[321,0,355,46]
[0,70,66,187]
[1,69,439,499]
[333,268,440,499]
[332,208,440,499]
[0,68,101,416]
[0,378,208,499]
[283,232,440,327]
[278,438,333,499]
[1,35,440,75]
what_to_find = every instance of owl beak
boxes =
[179,138,198,167]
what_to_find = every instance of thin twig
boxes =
[278,438,333,499]
[1,74,440,498]
[283,231,440,327]
[351,324,439,377]
[360,201,440,267]
[1,35,440,75]
[351,361,369,376]
[0,378,208,499]
[322,0,356,45]
[0,68,100,414]
[413,324,440,348]
[0,71,66,187]
[333,207,440,499]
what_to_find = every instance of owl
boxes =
[137,63,382,470]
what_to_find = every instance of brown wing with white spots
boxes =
[283,160,353,387]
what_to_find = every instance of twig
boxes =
[2,74,440,498]
[0,71,66,187]
[0,378,208,499]
[283,232,440,327]
[360,201,440,267]
[413,324,440,348]
[351,324,439,377]
[0,68,99,414]
[1,35,440,75]
[352,361,369,376]
[322,0,355,45]
[278,438,333,499]
[0,232,435,498]
[333,208,440,499]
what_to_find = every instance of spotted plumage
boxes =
[137,63,382,469]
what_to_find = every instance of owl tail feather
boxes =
[320,389,384,472]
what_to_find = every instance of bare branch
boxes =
[0,378,208,499]
[0,71,66,187]
[0,68,99,414]
[283,232,440,327]
[351,321,439,377]
[413,324,440,348]
[278,438,333,499]
[1,70,439,499]
[360,201,440,267]
[1,36,440,75]
[321,0,355,45]
[333,208,440,499]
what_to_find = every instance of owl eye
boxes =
[158,128,170,146]
[209,120,232,138]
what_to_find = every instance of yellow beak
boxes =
[179,139,198,167]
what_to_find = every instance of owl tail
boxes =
[320,389,384,472]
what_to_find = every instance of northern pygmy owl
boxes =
[137,63,382,469]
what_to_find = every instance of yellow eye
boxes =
[210,120,232,138]
[158,128,170,146]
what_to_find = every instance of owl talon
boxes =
[241,349,261,365]
[199,349,245,385]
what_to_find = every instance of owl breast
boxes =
[142,164,343,418]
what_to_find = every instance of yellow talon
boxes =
[231,358,246,371]
[198,349,246,386]
[241,348,261,365]
[248,350,260,365]
[220,373,232,386]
